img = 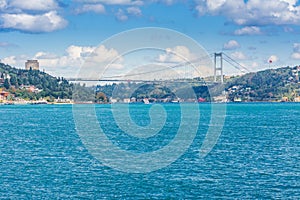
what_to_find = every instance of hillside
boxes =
[225,66,300,101]
[0,63,73,101]
[1,62,299,103]
[95,66,300,103]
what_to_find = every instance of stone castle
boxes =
[25,60,39,70]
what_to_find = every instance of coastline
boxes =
[1,100,300,106]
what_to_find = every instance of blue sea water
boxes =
[0,103,299,199]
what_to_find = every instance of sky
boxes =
[1,0,300,78]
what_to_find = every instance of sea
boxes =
[0,103,299,199]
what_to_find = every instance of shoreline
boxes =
[1,101,300,106]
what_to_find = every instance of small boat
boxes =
[30,101,48,105]
[143,98,150,104]
[4,102,14,105]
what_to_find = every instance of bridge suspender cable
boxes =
[67,52,250,82]
[222,53,251,73]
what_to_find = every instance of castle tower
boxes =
[25,60,39,70]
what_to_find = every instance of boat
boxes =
[143,98,150,104]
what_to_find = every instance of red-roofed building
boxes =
[0,91,10,100]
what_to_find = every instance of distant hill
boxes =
[225,66,300,101]
[0,63,73,100]
[1,62,299,102]
[95,66,300,102]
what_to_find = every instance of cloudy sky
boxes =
[1,0,300,77]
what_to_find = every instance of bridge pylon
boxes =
[214,52,223,84]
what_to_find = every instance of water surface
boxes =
[0,103,299,199]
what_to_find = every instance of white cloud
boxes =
[75,3,106,14]
[115,9,128,21]
[35,52,58,59]
[0,0,68,33]
[234,26,262,35]
[150,0,176,5]
[34,45,96,69]
[9,0,58,11]
[158,46,196,63]
[0,11,67,33]
[73,0,179,22]
[239,61,260,71]
[1,44,124,77]
[292,43,300,52]
[196,0,300,26]
[114,7,142,21]
[291,53,300,59]
[251,62,259,69]
[291,43,300,59]
[127,7,142,16]
[231,51,247,60]
[84,0,175,5]
[1,55,28,67]
[74,0,143,6]
[66,45,96,59]
[75,45,124,78]
[34,52,60,69]
[223,40,240,50]
[0,0,7,9]
[2,56,17,65]
[33,45,123,77]
[90,45,121,62]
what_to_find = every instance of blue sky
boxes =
[1,0,300,77]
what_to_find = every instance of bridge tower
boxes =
[214,53,223,83]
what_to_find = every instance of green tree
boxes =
[10,75,18,86]
[4,78,10,89]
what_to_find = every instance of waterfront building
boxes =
[0,91,10,101]
[123,98,131,103]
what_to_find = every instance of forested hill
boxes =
[94,65,300,102]
[1,62,299,102]
[226,66,300,101]
[0,63,73,100]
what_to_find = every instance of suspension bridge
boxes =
[67,52,251,84]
